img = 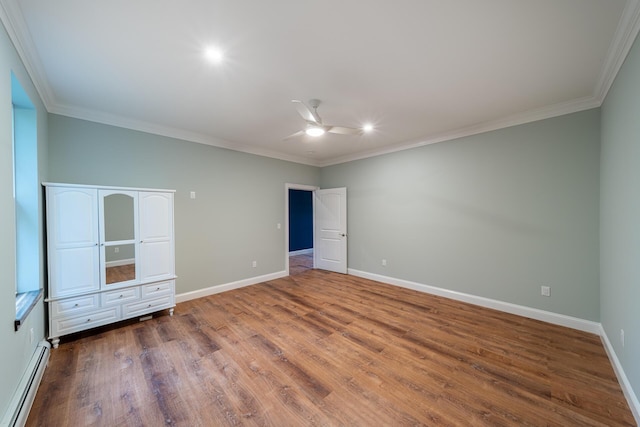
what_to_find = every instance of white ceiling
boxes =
[1,0,639,166]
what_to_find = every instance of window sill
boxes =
[15,289,43,331]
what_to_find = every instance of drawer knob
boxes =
[156,287,160,290]
[119,294,123,298]
[74,303,79,307]
[148,304,152,307]
[87,318,91,322]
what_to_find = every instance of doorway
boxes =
[286,184,317,275]
[285,184,348,276]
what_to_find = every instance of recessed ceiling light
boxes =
[363,123,374,132]
[305,126,325,137]
[204,46,224,64]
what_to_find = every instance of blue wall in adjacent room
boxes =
[289,189,313,252]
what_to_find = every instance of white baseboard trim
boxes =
[347,269,640,423]
[173,266,638,423]
[348,269,601,334]
[175,271,288,303]
[289,248,313,256]
[105,258,134,268]
[599,326,640,425]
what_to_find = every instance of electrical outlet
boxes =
[621,329,625,347]
[114,247,119,253]
[252,261,257,268]
[277,223,281,229]
[382,259,387,266]
[29,328,34,343]
[190,191,196,199]
[541,286,550,297]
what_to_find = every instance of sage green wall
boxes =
[601,33,640,403]
[0,23,48,418]
[47,114,320,294]
[321,109,600,321]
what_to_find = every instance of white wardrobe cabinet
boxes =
[44,183,176,348]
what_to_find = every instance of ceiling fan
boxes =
[284,99,363,140]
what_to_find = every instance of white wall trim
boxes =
[105,258,134,268]
[3,0,640,169]
[0,0,56,110]
[594,0,640,103]
[175,270,287,303]
[50,104,321,166]
[319,96,600,167]
[599,326,640,425]
[174,266,638,423]
[348,269,601,334]
[347,269,640,421]
[289,248,313,256]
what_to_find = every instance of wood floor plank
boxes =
[27,264,635,426]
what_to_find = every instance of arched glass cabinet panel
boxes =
[99,190,139,286]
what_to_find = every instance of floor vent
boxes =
[1,340,50,427]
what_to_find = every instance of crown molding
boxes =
[50,103,321,167]
[0,0,56,110]
[51,93,599,170]
[319,0,640,167]
[3,0,640,169]
[0,0,319,168]
[320,0,640,169]
[594,0,640,103]
[318,95,601,167]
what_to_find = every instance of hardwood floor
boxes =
[106,264,136,284]
[27,269,634,426]
[289,252,313,276]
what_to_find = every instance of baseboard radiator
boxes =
[1,340,50,427]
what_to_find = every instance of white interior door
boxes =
[314,187,347,274]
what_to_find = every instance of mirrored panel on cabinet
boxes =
[104,193,135,242]
[104,243,136,284]
[100,191,138,286]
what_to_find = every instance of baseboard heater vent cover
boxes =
[1,340,50,427]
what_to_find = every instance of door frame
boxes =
[285,183,319,275]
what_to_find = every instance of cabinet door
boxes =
[47,186,100,297]
[99,190,139,287]
[139,192,174,282]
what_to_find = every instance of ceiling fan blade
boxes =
[327,126,362,136]
[292,99,321,124]
[283,130,306,141]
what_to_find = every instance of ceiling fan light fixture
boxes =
[305,126,325,137]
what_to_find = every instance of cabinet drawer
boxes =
[50,294,100,318]
[122,295,173,318]
[142,280,174,298]
[102,287,140,306]
[51,307,120,337]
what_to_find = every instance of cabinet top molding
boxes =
[42,182,176,193]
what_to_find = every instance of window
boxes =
[12,72,41,330]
